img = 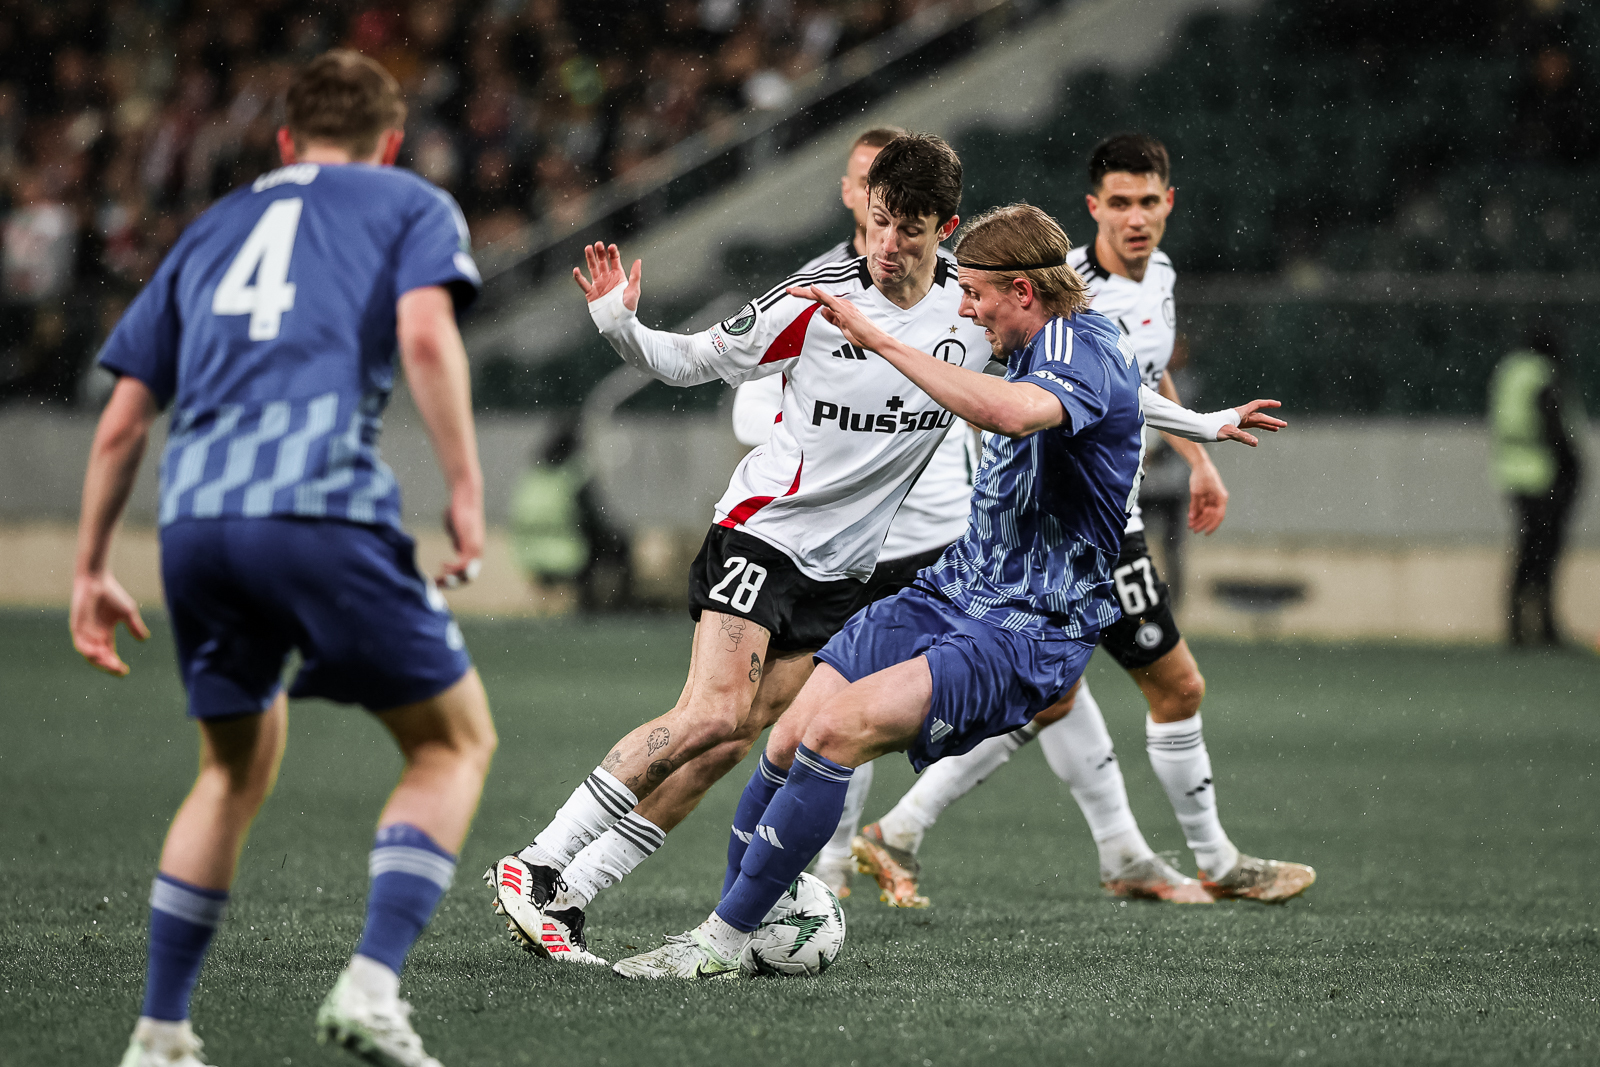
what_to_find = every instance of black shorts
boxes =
[687,526,869,653]
[1099,529,1182,670]
[861,543,952,605]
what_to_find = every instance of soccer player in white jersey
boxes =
[852,134,1316,906]
[730,127,979,898]
[610,203,1288,980]
[484,134,1240,962]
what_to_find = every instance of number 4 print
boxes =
[212,198,302,341]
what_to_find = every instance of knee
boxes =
[676,698,750,753]
[1150,668,1205,722]
[802,711,868,767]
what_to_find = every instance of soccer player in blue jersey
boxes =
[611,203,1284,978]
[70,52,495,1066]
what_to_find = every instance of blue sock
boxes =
[717,744,852,932]
[142,874,228,1021]
[353,824,457,975]
[723,753,789,897]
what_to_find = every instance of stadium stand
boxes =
[0,0,994,407]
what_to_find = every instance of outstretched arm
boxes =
[71,376,158,675]
[577,242,726,387]
[398,285,484,589]
[794,284,1286,444]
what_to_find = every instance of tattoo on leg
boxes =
[601,749,623,772]
[749,653,762,683]
[720,615,746,652]
[646,727,670,755]
[647,759,674,784]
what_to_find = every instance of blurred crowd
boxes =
[0,0,936,405]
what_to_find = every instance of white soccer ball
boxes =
[741,872,847,977]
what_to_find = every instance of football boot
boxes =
[118,1019,216,1067]
[611,930,740,981]
[850,823,929,909]
[1101,854,1213,903]
[315,970,442,1067]
[484,856,607,964]
[1201,854,1316,903]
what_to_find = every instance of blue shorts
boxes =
[161,518,472,720]
[814,586,1095,772]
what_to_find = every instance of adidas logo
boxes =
[929,718,954,743]
[499,862,523,895]
[732,828,753,844]
[757,825,784,848]
[830,343,868,360]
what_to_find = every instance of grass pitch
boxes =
[2,610,1597,1066]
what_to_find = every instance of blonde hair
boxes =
[953,203,1089,317]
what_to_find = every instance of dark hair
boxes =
[853,126,907,151]
[866,133,963,225]
[1087,133,1170,190]
[285,50,407,157]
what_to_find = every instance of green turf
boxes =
[3,610,1597,1066]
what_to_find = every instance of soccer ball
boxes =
[740,872,847,978]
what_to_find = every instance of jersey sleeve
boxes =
[588,284,825,389]
[394,185,482,313]
[97,244,184,408]
[1018,320,1109,435]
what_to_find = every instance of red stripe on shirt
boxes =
[757,302,823,365]
[718,457,804,528]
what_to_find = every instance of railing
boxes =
[470,0,1059,315]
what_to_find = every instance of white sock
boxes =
[815,760,875,868]
[519,768,638,870]
[1145,713,1238,879]
[699,911,752,959]
[554,812,667,909]
[1036,682,1156,878]
[877,722,1039,853]
[133,1018,192,1052]
[347,954,400,1005]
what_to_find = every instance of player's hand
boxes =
[438,486,485,589]
[70,570,149,676]
[574,242,641,312]
[789,285,892,354]
[1187,459,1229,535]
[1217,399,1285,447]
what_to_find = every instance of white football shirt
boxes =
[731,247,978,563]
[589,254,992,582]
[1068,242,1178,534]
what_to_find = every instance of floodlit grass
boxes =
[2,611,1596,1066]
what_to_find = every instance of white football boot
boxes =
[118,1019,216,1067]
[484,856,607,965]
[611,930,740,980]
[315,970,442,1067]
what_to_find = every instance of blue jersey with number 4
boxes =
[99,163,480,529]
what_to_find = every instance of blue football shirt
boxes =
[922,311,1145,639]
[99,162,481,529]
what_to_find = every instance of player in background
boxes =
[611,203,1285,979]
[729,127,979,898]
[852,134,1315,907]
[485,135,1241,962]
[72,52,494,1067]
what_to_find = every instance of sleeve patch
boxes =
[1030,370,1073,392]
[708,326,730,357]
[721,302,757,336]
